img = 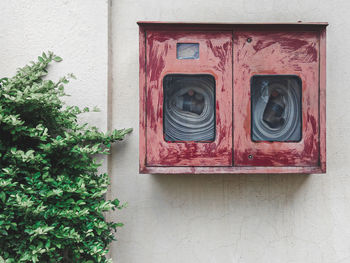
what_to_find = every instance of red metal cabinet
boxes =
[138,22,327,174]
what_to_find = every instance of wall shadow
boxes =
[149,173,312,213]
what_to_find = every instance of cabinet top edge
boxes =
[137,21,329,27]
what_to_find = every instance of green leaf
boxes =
[0,192,6,203]
[0,52,130,262]
[53,56,62,62]
[111,199,120,206]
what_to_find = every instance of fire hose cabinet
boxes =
[138,22,327,174]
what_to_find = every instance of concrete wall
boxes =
[1,0,350,263]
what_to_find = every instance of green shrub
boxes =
[0,52,132,262]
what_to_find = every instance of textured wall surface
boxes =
[110,0,350,263]
[1,0,350,263]
[0,0,108,130]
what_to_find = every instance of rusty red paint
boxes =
[251,36,309,53]
[234,31,320,167]
[139,22,327,174]
[139,26,147,172]
[142,166,324,175]
[145,30,233,167]
[319,28,327,173]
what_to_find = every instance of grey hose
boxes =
[251,77,302,141]
[163,75,215,142]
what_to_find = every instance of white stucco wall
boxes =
[0,0,108,130]
[1,1,350,263]
[110,0,350,263]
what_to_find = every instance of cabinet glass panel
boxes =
[163,74,215,142]
[251,75,302,142]
[176,43,199,59]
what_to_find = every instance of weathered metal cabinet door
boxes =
[145,31,232,166]
[233,31,320,167]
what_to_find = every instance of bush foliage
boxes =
[0,52,131,262]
